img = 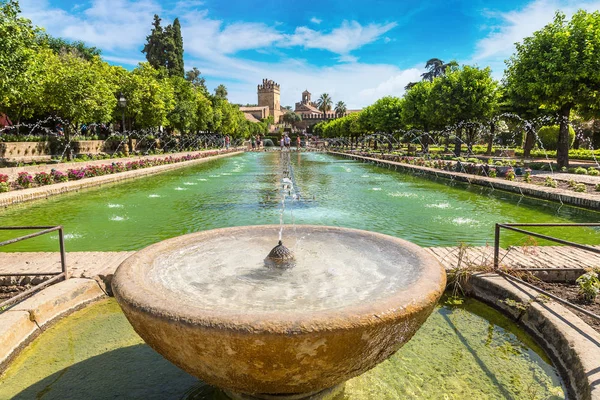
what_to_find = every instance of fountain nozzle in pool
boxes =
[265,240,295,268]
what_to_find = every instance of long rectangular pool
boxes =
[0,152,598,251]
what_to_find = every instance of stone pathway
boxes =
[0,251,134,281]
[426,245,600,270]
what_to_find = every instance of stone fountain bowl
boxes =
[112,225,446,397]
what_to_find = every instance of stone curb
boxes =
[330,151,600,211]
[467,273,600,400]
[0,150,243,208]
[0,277,106,374]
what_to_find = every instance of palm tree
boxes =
[420,58,458,82]
[334,101,347,117]
[316,93,333,117]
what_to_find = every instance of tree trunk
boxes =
[486,122,495,156]
[422,132,429,153]
[557,105,571,169]
[523,125,536,158]
[453,128,462,157]
[466,127,474,154]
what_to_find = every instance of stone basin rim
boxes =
[112,225,447,334]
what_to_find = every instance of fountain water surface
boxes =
[112,225,446,399]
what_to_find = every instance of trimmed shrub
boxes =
[536,125,575,151]
[0,182,9,192]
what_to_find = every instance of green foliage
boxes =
[504,10,600,168]
[505,168,515,181]
[167,18,184,77]
[402,80,435,132]
[42,51,118,127]
[536,125,575,150]
[316,93,333,115]
[574,183,586,192]
[38,34,101,61]
[543,177,557,188]
[574,167,588,175]
[596,184,600,192]
[369,96,404,133]
[0,0,41,116]
[0,182,9,192]
[142,15,167,70]
[588,167,599,176]
[334,101,347,116]
[576,271,600,303]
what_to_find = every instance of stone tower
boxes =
[302,90,311,104]
[258,79,282,122]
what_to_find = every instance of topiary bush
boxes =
[536,125,575,151]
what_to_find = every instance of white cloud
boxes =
[190,55,423,108]
[20,0,160,51]
[473,0,600,69]
[338,54,359,63]
[310,17,322,24]
[283,21,397,54]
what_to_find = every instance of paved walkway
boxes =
[0,251,134,280]
[426,245,600,270]
[2,246,599,283]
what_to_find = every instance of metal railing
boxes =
[0,226,68,310]
[493,223,600,321]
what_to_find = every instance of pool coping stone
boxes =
[0,277,106,374]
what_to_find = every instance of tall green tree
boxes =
[142,15,166,69]
[163,18,183,77]
[42,52,118,128]
[421,58,458,82]
[169,18,184,77]
[0,0,39,118]
[317,93,333,115]
[369,96,404,134]
[38,34,101,61]
[402,80,436,151]
[334,101,347,117]
[185,67,208,95]
[214,84,228,100]
[430,65,500,155]
[504,10,600,168]
[120,63,175,129]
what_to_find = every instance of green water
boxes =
[0,151,598,251]
[0,297,565,399]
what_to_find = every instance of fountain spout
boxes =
[265,240,295,268]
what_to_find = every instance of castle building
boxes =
[240,79,361,131]
[239,79,284,124]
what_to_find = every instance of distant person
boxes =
[251,137,256,150]
[284,134,291,148]
[225,135,230,149]
[0,113,12,129]
[280,136,285,149]
[296,136,301,150]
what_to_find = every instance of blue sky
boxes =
[18,0,600,108]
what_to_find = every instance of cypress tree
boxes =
[171,18,184,77]
[142,15,166,69]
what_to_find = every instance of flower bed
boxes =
[0,150,234,193]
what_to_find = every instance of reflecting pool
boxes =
[0,151,598,251]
